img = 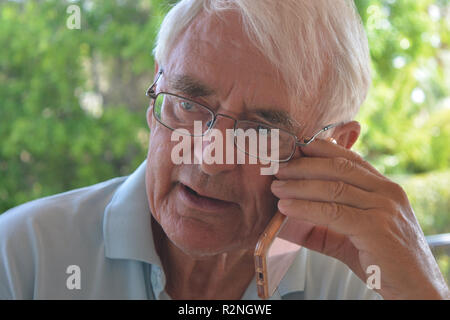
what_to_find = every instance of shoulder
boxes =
[0,176,126,299]
[0,176,126,243]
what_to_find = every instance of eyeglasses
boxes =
[146,69,344,162]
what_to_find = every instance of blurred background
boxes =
[0,0,449,283]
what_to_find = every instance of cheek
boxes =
[145,124,280,253]
[145,127,176,222]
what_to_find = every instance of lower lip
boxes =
[177,183,236,213]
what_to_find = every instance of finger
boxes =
[300,225,365,279]
[278,214,366,280]
[271,179,385,210]
[277,198,367,236]
[300,138,388,180]
[276,156,386,193]
[279,217,346,254]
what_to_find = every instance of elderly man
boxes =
[0,0,448,300]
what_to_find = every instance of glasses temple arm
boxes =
[145,69,164,99]
[296,121,346,147]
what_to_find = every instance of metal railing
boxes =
[426,233,450,253]
[426,233,450,284]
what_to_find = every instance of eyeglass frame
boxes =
[145,69,345,162]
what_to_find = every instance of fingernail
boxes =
[272,180,287,188]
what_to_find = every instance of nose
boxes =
[195,114,238,176]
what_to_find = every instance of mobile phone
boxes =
[254,211,302,299]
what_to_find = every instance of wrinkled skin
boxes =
[145,10,449,299]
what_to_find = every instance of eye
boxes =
[180,100,195,111]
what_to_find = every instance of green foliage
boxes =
[0,0,449,281]
[354,0,450,175]
[356,0,450,283]
[0,0,165,210]
[392,170,450,235]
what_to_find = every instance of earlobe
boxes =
[334,121,361,149]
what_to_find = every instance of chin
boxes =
[162,213,253,258]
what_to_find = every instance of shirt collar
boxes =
[103,160,162,267]
[103,159,306,298]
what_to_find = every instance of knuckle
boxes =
[383,198,401,214]
[368,197,409,234]
[330,181,347,201]
[332,157,354,174]
[385,181,409,204]
[366,207,396,233]
[321,201,341,223]
[353,158,367,170]
[394,183,409,202]
[383,194,413,223]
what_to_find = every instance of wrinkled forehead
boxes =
[190,10,254,50]
[163,10,307,133]
[179,10,280,76]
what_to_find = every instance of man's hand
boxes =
[271,138,450,299]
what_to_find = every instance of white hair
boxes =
[153,0,371,131]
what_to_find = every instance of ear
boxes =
[331,120,361,149]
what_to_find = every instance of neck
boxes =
[152,218,255,299]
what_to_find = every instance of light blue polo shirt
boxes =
[0,161,381,299]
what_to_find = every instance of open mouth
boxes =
[185,185,199,196]
[178,182,236,212]
[182,183,221,202]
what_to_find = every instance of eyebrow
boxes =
[251,109,297,131]
[167,73,298,131]
[168,74,215,97]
